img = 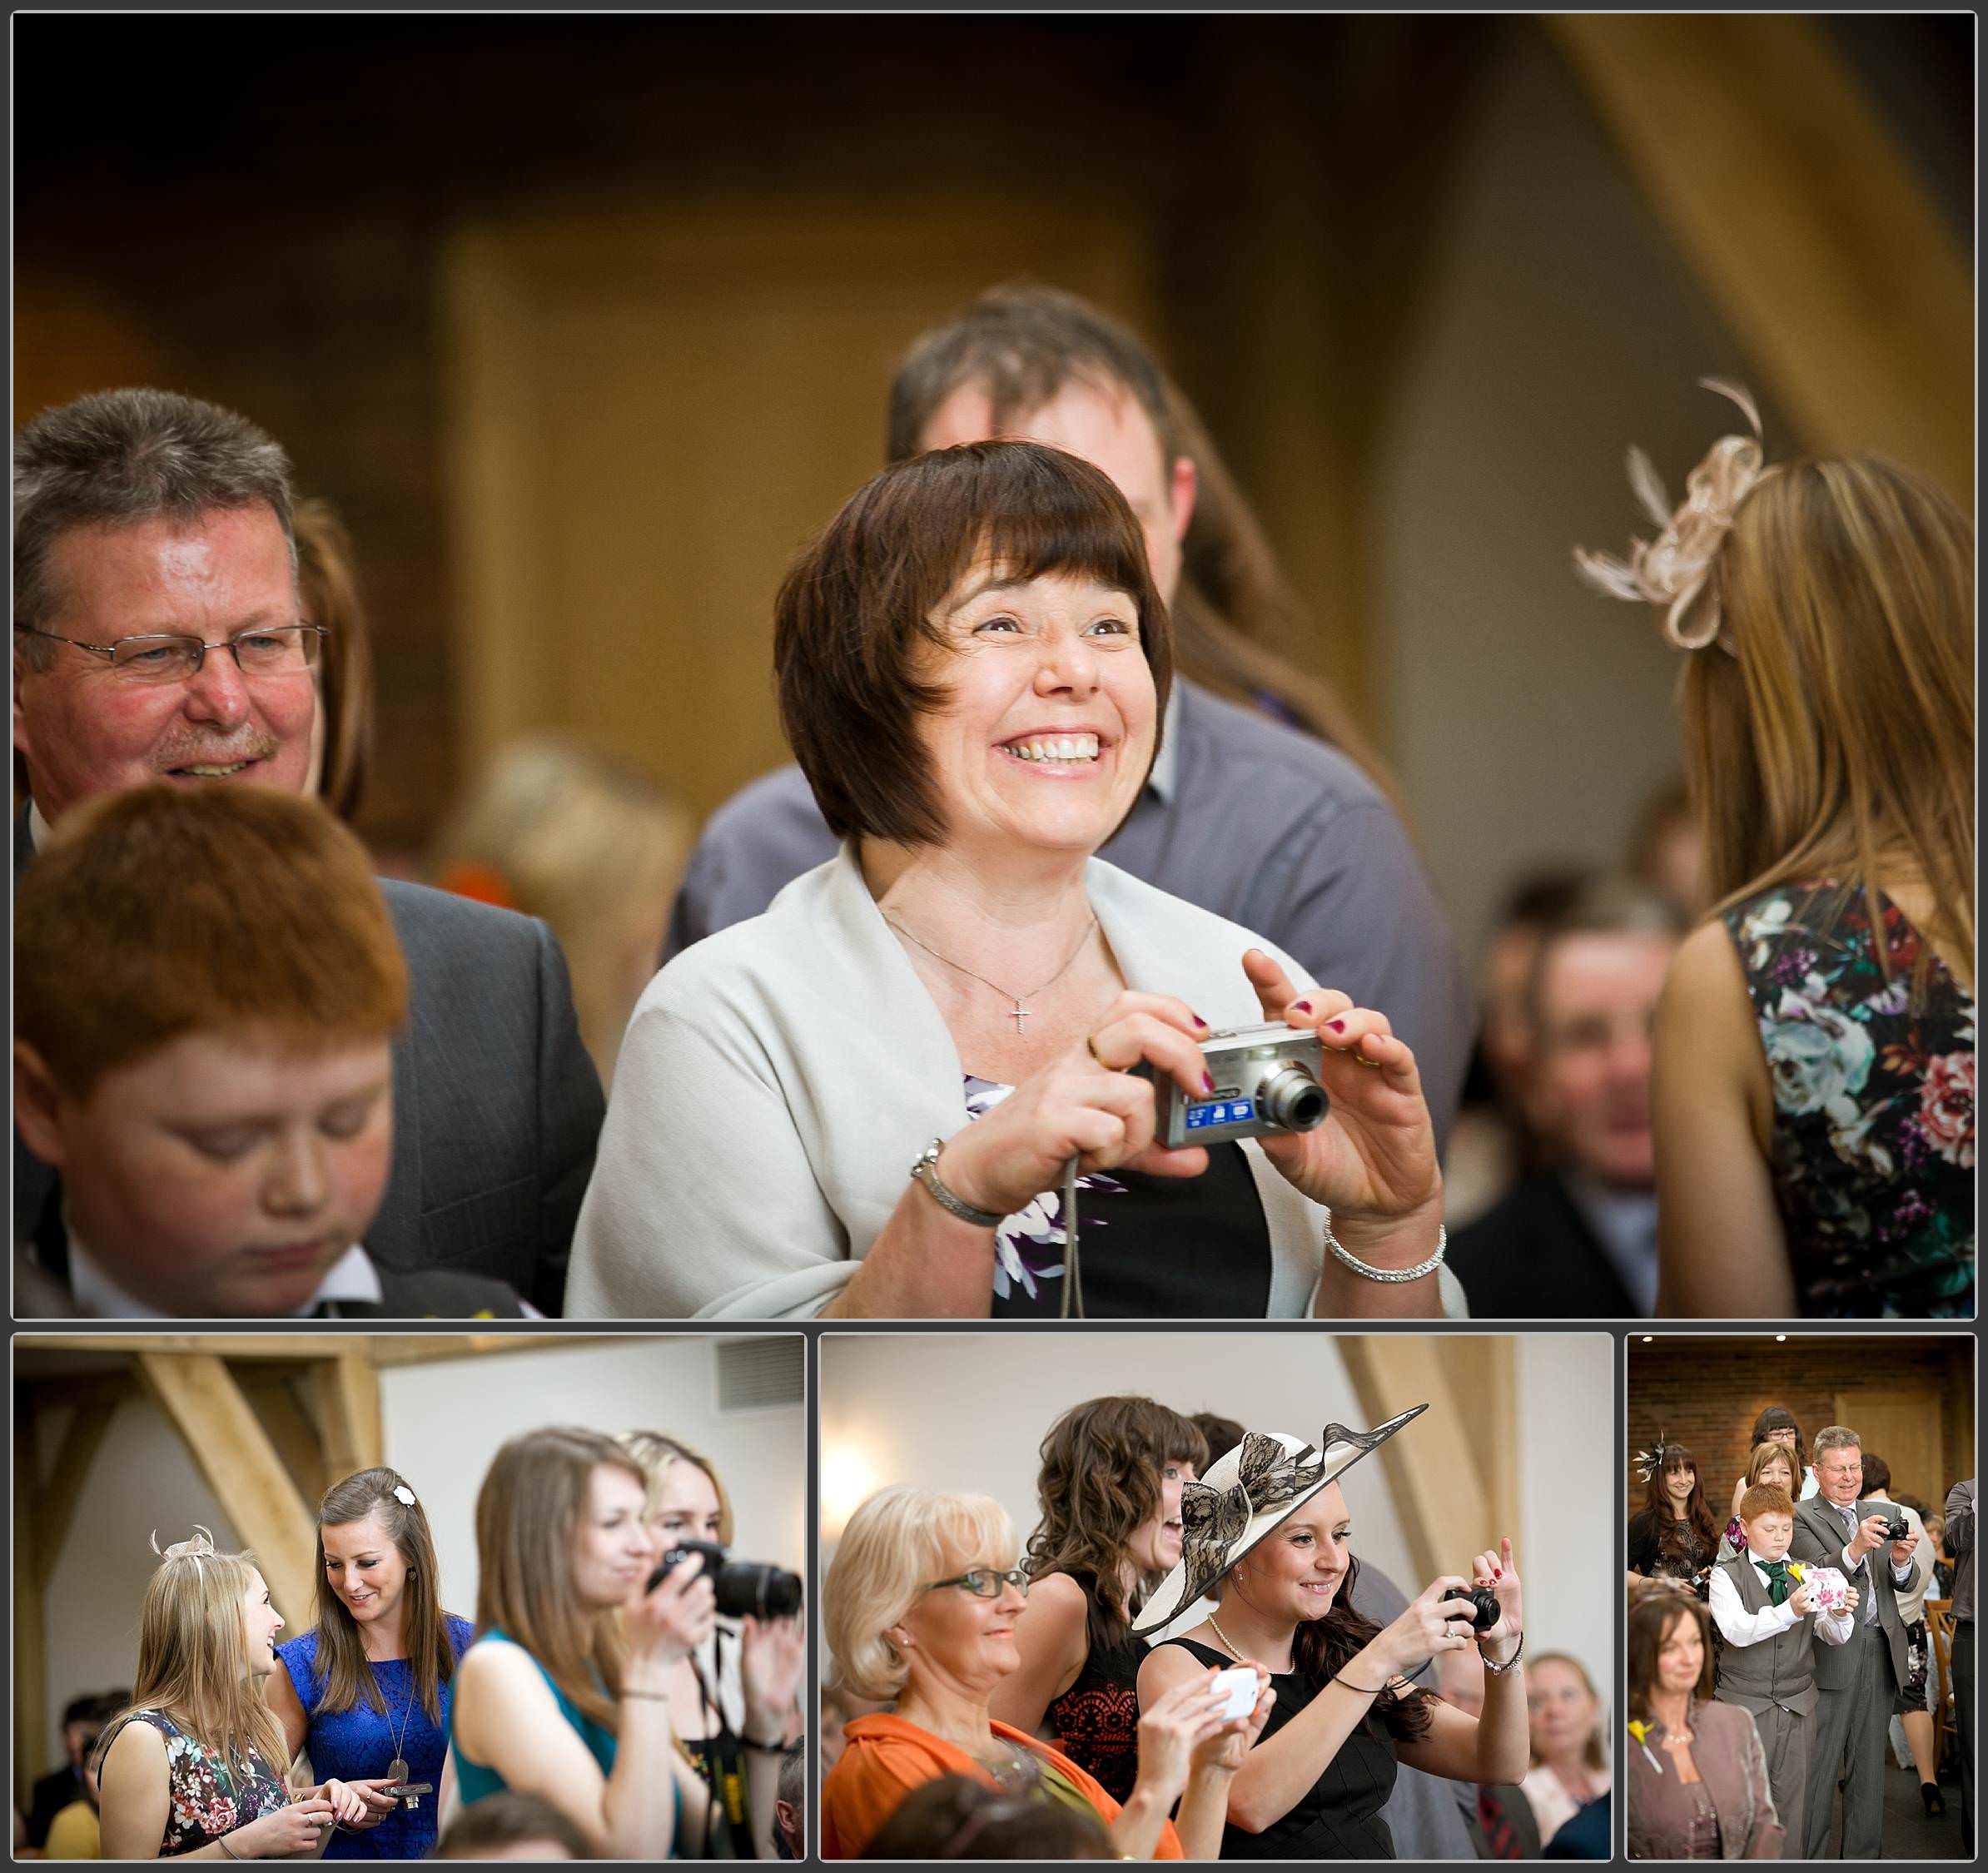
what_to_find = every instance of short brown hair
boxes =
[1626,1587,1715,1717]
[1739,1483,1796,1523]
[775,440,1169,846]
[16,786,406,1097]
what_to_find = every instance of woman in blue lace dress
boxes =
[97,1530,368,1859]
[266,1469,470,1860]
[1578,385,1974,1317]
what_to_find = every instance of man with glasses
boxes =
[12,386,602,1314]
[1790,1425,1921,1858]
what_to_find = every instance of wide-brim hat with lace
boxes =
[1130,1403,1429,1637]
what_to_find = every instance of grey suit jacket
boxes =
[13,807,602,1314]
[1788,1493,1910,1688]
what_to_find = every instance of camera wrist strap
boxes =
[1060,1155,1085,1320]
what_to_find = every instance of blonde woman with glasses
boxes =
[1578,384,1975,1319]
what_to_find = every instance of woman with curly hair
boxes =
[986,1397,1207,1800]
[1137,1410,1530,1858]
[96,1531,370,1859]
[1578,385,1974,1318]
[1627,1446,1718,1597]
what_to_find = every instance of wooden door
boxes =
[1831,1388,1945,1508]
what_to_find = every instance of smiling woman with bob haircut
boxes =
[820,1484,1261,1858]
[570,440,1458,1321]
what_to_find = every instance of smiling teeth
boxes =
[181,763,248,778]
[1005,734,1099,763]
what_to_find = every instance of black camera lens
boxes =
[1260,1066,1329,1133]
[647,1539,804,1620]
[1881,1515,1910,1543]
[1465,1586,1502,1631]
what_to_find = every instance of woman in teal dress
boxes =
[448,1426,718,1857]
[266,1468,470,1859]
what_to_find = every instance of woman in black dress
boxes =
[1135,1410,1532,1858]
[1627,1444,1717,1599]
[987,1397,1207,1801]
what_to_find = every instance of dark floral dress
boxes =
[101,1710,291,1856]
[1722,881,1975,1317]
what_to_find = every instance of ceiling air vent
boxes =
[714,1336,804,1413]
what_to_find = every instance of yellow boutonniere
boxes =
[1627,1720,1650,1745]
[1786,1562,1806,1580]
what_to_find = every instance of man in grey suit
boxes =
[12,388,602,1314]
[1790,1425,1921,1859]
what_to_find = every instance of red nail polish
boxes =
[1192,1011,1208,1028]
[1326,1017,1347,1033]
[1493,1567,1502,1578]
[1202,1073,1215,1095]
[1293,1000,1312,1013]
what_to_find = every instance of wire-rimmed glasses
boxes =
[16,623,326,683]
[917,1567,1031,1598]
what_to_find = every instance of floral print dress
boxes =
[101,1710,291,1855]
[1723,881,1975,1316]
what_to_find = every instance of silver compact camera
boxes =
[1134,1021,1330,1147]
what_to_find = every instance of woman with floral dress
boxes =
[97,1531,370,1859]
[1578,383,1974,1317]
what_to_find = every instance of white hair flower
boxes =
[392,1484,416,1507]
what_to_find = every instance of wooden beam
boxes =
[363,1332,649,1367]
[1435,1338,1520,1548]
[241,1375,330,1509]
[135,1354,317,1627]
[15,1416,49,1811]
[1339,1337,1493,1589]
[33,1399,119,1590]
[310,1354,383,1483]
[1548,14,1972,502]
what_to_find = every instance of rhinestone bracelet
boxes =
[1324,1209,1448,1284]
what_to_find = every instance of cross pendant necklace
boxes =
[885,912,1099,1036]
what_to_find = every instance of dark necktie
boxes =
[1476,1786,1523,1860]
[1760,1559,1791,1606]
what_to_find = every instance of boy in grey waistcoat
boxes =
[1707,1483,1856,1846]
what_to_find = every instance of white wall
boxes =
[1374,27,1769,964]
[1513,1334,1614,1706]
[28,1335,804,1768]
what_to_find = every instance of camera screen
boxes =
[1185,1098,1256,1130]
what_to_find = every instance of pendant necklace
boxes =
[885,912,1098,1036]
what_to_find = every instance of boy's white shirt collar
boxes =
[28,799,56,852]
[67,1230,383,1319]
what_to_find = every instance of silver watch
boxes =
[910,1137,1005,1229]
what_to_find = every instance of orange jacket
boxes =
[820,1713,1185,1858]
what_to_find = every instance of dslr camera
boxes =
[648,1539,804,1620]
[1134,1021,1329,1148]
[1880,1513,1911,1543]
[1463,1586,1503,1632]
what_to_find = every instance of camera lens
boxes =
[1260,1066,1328,1132]
[1465,1586,1502,1631]
[648,1540,804,1620]
[1883,1516,1910,1543]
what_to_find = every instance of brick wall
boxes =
[1625,1335,1972,1517]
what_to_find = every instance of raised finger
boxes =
[1090,1011,1210,1099]
[1099,989,1209,1038]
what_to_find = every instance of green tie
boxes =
[1761,1559,1791,1606]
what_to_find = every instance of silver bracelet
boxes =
[910,1137,1005,1229]
[218,1837,246,1862]
[1323,1209,1447,1284]
[1483,1632,1526,1674]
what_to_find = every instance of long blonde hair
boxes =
[475,1428,644,1734]
[615,1429,735,1547]
[1682,455,1974,988]
[97,1529,290,1781]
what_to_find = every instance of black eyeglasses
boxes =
[919,1567,1031,1598]
[17,624,326,683]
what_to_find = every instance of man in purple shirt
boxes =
[665,284,1473,1148]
